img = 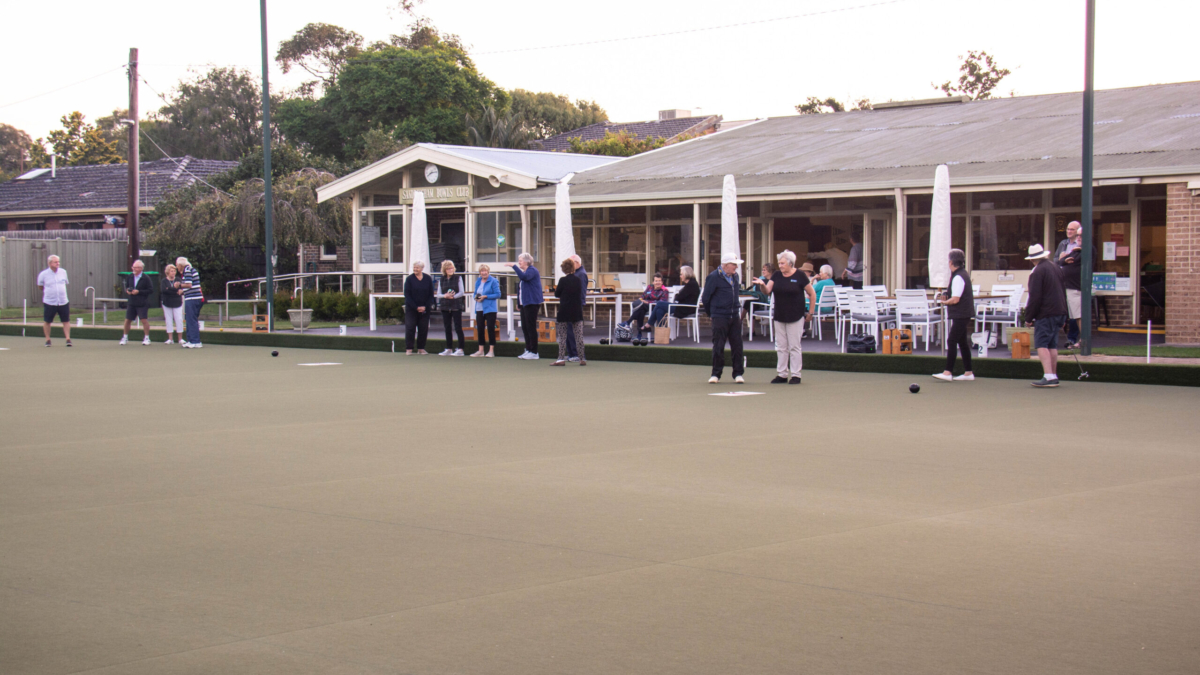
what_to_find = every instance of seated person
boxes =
[622,273,670,337]
[811,264,837,313]
[672,265,700,318]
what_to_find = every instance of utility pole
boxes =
[259,0,275,331]
[126,47,140,268]
[1079,0,1096,355]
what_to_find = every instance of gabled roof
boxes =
[475,81,1200,207]
[0,157,237,216]
[315,143,621,202]
[534,116,721,152]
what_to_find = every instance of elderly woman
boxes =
[753,249,816,384]
[622,273,670,339]
[436,260,467,356]
[160,264,184,345]
[471,264,501,357]
[812,264,837,314]
[671,265,700,318]
[552,258,586,366]
[509,252,544,359]
[402,261,434,355]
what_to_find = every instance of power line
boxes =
[0,65,126,110]
[139,127,235,198]
[473,0,911,55]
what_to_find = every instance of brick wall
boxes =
[1166,183,1200,344]
[299,244,352,274]
[1098,295,1132,327]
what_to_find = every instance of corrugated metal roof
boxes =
[533,116,719,152]
[474,81,1200,206]
[424,144,620,181]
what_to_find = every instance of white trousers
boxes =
[773,318,804,378]
[162,304,185,334]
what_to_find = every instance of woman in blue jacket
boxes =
[509,253,544,359]
[471,264,502,357]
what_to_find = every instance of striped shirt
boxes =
[182,265,203,300]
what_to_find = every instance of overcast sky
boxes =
[4,0,1199,141]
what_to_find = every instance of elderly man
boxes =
[566,254,588,361]
[120,260,154,345]
[843,232,864,289]
[37,255,71,347]
[176,256,204,349]
[701,254,745,384]
[1023,243,1069,388]
[1054,220,1091,349]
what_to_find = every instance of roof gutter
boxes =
[0,206,154,218]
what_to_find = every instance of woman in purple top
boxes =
[622,273,671,339]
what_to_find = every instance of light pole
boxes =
[259,0,275,331]
[1079,0,1096,355]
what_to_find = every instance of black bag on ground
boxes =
[847,333,877,354]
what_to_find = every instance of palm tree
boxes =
[465,106,531,149]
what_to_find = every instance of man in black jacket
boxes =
[701,255,745,384]
[1054,220,1093,349]
[120,260,154,346]
[1023,244,1068,388]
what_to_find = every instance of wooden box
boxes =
[1010,331,1031,359]
[251,314,270,333]
[881,328,913,354]
[537,319,556,342]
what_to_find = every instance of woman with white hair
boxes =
[471,264,501,357]
[752,249,816,384]
[812,264,837,316]
[402,261,433,354]
[509,252,544,359]
[671,265,700,319]
[436,260,466,356]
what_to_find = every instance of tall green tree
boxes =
[567,131,665,157]
[149,67,268,161]
[465,106,530,149]
[277,35,507,161]
[937,50,1011,99]
[276,23,364,96]
[0,123,32,181]
[509,90,607,139]
[28,112,123,167]
[795,97,871,114]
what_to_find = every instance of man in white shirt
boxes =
[807,242,848,279]
[36,255,72,347]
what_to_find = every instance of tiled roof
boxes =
[535,116,720,152]
[0,157,238,215]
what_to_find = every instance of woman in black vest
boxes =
[551,258,586,366]
[934,249,975,382]
[436,260,466,356]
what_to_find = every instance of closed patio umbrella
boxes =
[720,174,743,273]
[928,164,952,289]
[555,173,577,279]
[410,191,431,273]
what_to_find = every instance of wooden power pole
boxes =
[126,47,140,268]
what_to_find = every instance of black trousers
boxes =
[442,310,464,350]
[710,313,745,378]
[405,310,429,351]
[520,303,541,353]
[476,311,497,349]
[945,317,973,373]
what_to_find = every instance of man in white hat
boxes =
[700,254,746,384]
[1023,243,1069,388]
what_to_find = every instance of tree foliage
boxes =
[936,50,1011,99]
[567,131,666,157]
[276,23,364,96]
[28,112,123,167]
[465,106,530,149]
[149,67,268,161]
[795,97,871,114]
[509,89,607,139]
[0,123,32,181]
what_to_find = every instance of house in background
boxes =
[532,110,727,152]
[0,157,238,232]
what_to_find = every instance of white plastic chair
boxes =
[864,284,888,298]
[812,284,838,341]
[895,289,942,351]
[666,290,702,343]
[748,296,774,342]
[977,285,1023,335]
[832,285,854,345]
[848,289,896,344]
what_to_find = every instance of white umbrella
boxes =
[720,174,743,275]
[409,191,431,273]
[554,173,577,279]
[928,164,952,289]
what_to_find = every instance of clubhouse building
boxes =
[317,81,1200,344]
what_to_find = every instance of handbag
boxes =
[653,315,671,345]
[615,322,632,342]
[846,333,876,354]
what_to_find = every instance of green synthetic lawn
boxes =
[1,335,1198,675]
[1093,345,1200,358]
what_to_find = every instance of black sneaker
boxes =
[65,339,72,347]
[44,340,51,347]
[1031,378,1060,388]
[789,377,802,385]
[770,376,788,384]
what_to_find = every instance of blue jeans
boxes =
[185,300,202,344]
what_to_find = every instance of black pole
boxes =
[259,0,275,332]
[1079,0,1096,355]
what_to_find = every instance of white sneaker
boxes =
[953,373,975,381]
[568,357,580,362]
[180,341,190,348]
[932,373,953,381]
[164,339,174,344]
[142,336,151,346]
[192,343,202,349]
[734,376,745,384]
[453,349,465,356]
[439,349,453,356]
[119,336,128,345]
[708,376,719,384]
[527,352,539,360]
[517,351,530,359]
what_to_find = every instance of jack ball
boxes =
[271,350,279,357]
[909,383,920,394]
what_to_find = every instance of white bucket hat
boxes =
[1024,243,1050,261]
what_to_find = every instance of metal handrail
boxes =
[84,286,95,327]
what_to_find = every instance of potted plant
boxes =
[287,307,313,329]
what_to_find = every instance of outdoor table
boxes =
[368,293,404,331]
[505,293,626,341]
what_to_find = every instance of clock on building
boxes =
[424,163,439,184]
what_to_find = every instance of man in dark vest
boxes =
[701,254,746,384]
[933,249,975,382]
[1024,243,1069,388]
